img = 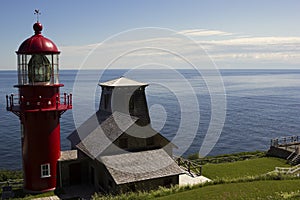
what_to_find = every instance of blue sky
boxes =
[1,0,300,69]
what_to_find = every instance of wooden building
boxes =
[59,77,183,193]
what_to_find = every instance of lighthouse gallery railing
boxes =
[6,93,72,112]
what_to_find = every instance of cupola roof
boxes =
[16,22,59,54]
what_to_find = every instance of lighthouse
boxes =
[6,15,72,193]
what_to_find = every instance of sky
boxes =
[1,0,300,70]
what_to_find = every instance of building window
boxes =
[41,163,51,178]
[119,138,128,149]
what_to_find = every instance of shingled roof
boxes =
[100,149,184,185]
[68,111,137,159]
[67,110,111,146]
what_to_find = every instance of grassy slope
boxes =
[94,156,300,200]
[156,157,298,200]
[3,156,297,199]
[202,157,290,179]
[155,180,300,200]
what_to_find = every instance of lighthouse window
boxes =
[28,54,51,83]
[41,164,51,178]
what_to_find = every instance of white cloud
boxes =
[58,28,300,69]
[60,43,99,56]
[177,29,233,37]
[196,34,300,67]
[203,36,300,46]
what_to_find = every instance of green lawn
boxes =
[154,157,298,200]
[1,157,297,200]
[94,157,299,200]
[155,180,300,200]
[202,157,290,180]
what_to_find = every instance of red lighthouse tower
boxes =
[6,17,72,193]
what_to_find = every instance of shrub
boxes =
[0,170,22,182]
[187,153,199,160]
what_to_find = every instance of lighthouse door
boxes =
[69,163,82,185]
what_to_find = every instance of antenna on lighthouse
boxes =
[34,9,41,22]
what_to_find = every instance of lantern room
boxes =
[16,22,60,85]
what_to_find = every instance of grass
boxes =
[12,189,55,200]
[94,176,300,200]
[192,151,266,165]
[2,154,298,199]
[155,180,300,200]
[202,157,290,180]
[0,170,22,182]
[94,156,299,200]
[0,188,55,200]
[0,169,55,199]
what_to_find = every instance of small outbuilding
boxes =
[59,77,183,193]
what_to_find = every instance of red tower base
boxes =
[22,111,61,193]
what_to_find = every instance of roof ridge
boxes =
[99,77,148,87]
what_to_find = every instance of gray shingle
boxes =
[100,149,184,185]
[70,111,137,159]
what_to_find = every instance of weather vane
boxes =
[34,9,41,22]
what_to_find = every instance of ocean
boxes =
[1,69,300,170]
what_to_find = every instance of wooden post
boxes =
[270,139,273,147]
[6,95,9,110]
[199,166,202,176]
[10,94,14,107]
[177,157,181,166]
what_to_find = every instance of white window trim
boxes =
[41,163,51,178]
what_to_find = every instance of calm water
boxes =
[1,69,300,170]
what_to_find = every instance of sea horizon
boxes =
[1,68,300,170]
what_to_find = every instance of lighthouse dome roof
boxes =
[16,22,60,54]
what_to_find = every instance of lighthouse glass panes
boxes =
[17,54,59,85]
[41,163,51,178]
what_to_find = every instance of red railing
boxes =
[6,93,72,112]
